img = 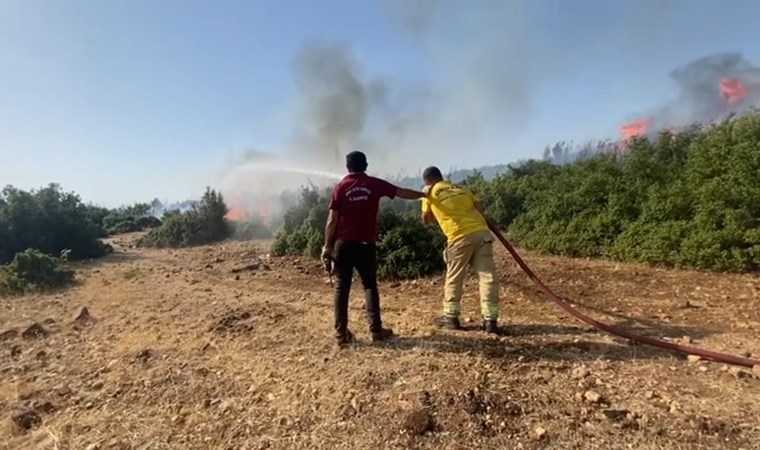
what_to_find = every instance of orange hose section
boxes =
[488,224,760,368]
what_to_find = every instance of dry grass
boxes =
[1,232,759,450]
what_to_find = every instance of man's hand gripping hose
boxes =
[487,223,760,368]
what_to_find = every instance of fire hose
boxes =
[487,224,760,369]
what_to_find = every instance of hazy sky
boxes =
[2,0,759,207]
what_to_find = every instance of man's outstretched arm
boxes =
[395,187,425,200]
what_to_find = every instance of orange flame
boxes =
[224,197,271,222]
[225,200,245,221]
[620,118,650,140]
[720,78,747,106]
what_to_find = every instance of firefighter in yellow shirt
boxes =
[421,166,500,334]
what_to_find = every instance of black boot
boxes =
[336,329,355,347]
[371,327,395,342]
[483,319,499,334]
[435,316,464,330]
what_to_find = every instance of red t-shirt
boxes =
[328,172,398,242]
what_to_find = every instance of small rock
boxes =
[231,262,260,273]
[32,401,56,414]
[402,409,436,435]
[687,355,701,363]
[54,384,73,398]
[537,369,553,382]
[0,328,18,341]
[572,367,590,379]
[10,345,22,358]
[73,307,94,326]
[135,349,152,362]
[680,336,693,344]
[91,380,105,390]
[533,426,547,440]
[584,391,602,404]
[85,444,101,450]
[729,367,751,379]
[753,365,760,377]
[602,409,628,421]
[11,409,41,431]
[21,323,48,340]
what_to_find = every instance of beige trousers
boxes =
[442,230,499,320]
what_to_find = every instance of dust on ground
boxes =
[1,233,759,450]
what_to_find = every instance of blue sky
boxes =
[1,0,759,207]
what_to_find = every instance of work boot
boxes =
[435,316,464,330]
[336,329,355,347]
[371,327,395,342]
[483,319,499,334]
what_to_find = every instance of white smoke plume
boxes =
[218,0,760,219]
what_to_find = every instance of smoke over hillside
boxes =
[620,52,760,141]
[219,0,759,220]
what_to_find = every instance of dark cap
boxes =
[346,151,368,172]
[422,166,443,181]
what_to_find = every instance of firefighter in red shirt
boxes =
[322,151,425,346]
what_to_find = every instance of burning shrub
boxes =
[271,186,446,280]
[0,249,75,296]
[479,113,760,272]
[138,188,230,248]
[0,184,110,265]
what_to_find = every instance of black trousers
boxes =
[332,239,383,337]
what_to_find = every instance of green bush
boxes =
[84,205,111,238]
[138,188,230,248]
[136,216,162,229]
[376,208,446,280]
[0,249,75,296]
[96,203,163,236]
[271,186,446,280]
[229,218,273,240]
[103,213,141,235]
[0,184,110,265]
[474,113,760,272]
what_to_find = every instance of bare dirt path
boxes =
[2,234,759,449]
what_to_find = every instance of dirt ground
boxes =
[2,232,759,450]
